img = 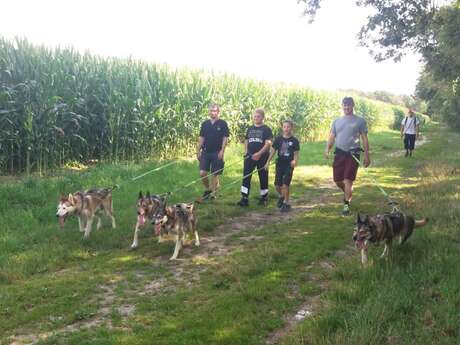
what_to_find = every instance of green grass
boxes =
[1,124,459,345]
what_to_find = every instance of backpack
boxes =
[403,116,417,131]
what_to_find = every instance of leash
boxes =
[350,152,402,213]
[212,159,277,196]
[131,160,180,181]
[161,156,248,197]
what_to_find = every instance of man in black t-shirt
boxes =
[237,108,273,206]
[266,120,300,212]
[196,104,229,200]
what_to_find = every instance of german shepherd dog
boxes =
[56,187,117,239]
[152,198,200,260]
[353,212,429,264]
[130,191,161,249]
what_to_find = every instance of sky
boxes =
[0,0,423,95]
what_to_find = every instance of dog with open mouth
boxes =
[130,191,161,249]
[152,197,200,260]
[56,187,117,238]
[353,212,429,264]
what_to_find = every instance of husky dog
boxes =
[130,191,161,249]
[56,187,117,238]
[152,198,200,260]
[353,212,429,264]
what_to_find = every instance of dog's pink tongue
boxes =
[355,240,364,249]
[59,216,66,228]
[138,214,146,226]
[155,223,162,235]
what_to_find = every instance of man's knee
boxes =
[200,170,208,177]
[344,179,354,188]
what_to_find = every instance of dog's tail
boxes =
[415,218,429,228]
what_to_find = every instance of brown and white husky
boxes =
[56,187,117,238]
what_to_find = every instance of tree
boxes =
[299,0,459,128]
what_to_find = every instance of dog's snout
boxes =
[352,235,357,241]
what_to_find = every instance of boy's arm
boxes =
[291,151,299,168]
[253,139,272,160]
[265,146,276,170]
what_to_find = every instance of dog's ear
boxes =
[68,193,75,205]
[138,191,143,199]
[166,206,175,218]
[357,213,366,224]
[146,191,151,198]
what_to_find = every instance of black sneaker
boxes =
[202,190,212,200]
[237,197,249,207]
[277,197,284,208]
[258,196,268,206]
[280,203,291,213]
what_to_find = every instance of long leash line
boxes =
[161,156,248,197]
[350,153,402,213]
[212,159,277,196]
[131,160,180,182]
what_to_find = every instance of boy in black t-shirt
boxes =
[237,108,273,207]
[266,120,300,212]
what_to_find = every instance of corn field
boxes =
[0,37,405,174]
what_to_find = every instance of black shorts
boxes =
[404,134,416,150]
[199,152,224,175]
[275,163,294,187]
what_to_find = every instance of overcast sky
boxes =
[1,0,422,95]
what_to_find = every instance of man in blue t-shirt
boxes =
[196,104,229,200]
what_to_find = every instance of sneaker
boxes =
[277,197,284,208]
[237,197,249,207]
[342,203,350,216]
[202,190,212,200]
[258,196,268,206]
[280,203,291,213]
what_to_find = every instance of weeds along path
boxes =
[7,134,431,345]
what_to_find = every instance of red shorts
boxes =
[333,153,359,182]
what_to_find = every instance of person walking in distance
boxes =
[325,97,370,216]
[237,108,273,206]
[196,104,229,200]
[400,109,420,157]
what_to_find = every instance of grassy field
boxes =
[1,123,459,345]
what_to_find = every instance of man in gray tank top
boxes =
[325,97,371,216]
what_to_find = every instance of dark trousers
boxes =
[241,154,269,197]
[404,134,416,151]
